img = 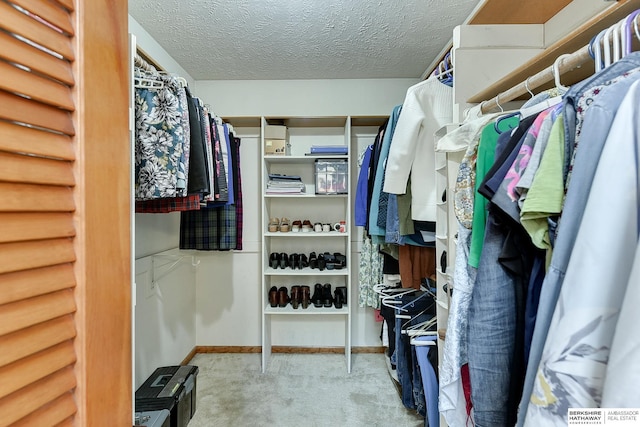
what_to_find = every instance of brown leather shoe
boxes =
[300,285,311,309]
[268,286,278,307]
[290,285,301,309]
[277,286,289,307]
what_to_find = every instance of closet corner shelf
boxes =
[466,0,640,104]
[264,231,350,237]
[264,305,349,315]
[265,155,348,164]
[264,267,349,276]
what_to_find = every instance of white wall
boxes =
[195,78,417,117]
[134,250,197,388]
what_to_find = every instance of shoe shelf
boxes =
[264,305,349,315]
[264,267,349,276]
[261,116,353,374]
[264,231,348,237]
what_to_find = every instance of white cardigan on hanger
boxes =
[383,76,453,222]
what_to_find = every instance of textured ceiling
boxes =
[129,0,482,80]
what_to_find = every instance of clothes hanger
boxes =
[379,286,417,311]
[593,29,606,72]
[553,53,571,92]
[373,282,403,295]
[400,299,435,329]
[495,95,504,113]
[603,26,616,68]
[134,76,164,89]
[517,54,569,120]
[404,316,437,337]
[395,290,433,319]
[524,76,535,99]
[410,335,437,347]
[623,11,640,56]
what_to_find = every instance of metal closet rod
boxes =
[480,44,592,114]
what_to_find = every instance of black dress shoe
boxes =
[298,253,308,269]
[279,252,288,269]
[311,283,323,307]
[322,283,333,307]
[317,254,326,271]
[268,286,278,307]
[333,289,344,309]
[333,252,346,267]
[334,286,347,308]
[308,252,317,269]
[288,253,297,269]
[269,253,280,269]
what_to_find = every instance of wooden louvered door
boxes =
[0,0,131,426]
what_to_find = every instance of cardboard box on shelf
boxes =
[265,125,288,140]
[265,139,287,155]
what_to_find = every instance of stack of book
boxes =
[266,174,305,194]
[306,145,348,155]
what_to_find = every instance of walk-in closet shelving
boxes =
[260,116,353,373]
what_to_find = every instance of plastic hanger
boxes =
[623,11,640,56]
[519,95,562,119]
[410,335,437,346]
[494,112,520,134]
[395,290,433,318]
[524,76,535,99]
[553,53,571,92]
[593,30,605,72]
[404,317,438,337]
[603,26,616,68]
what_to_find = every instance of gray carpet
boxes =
[188,353,424,427]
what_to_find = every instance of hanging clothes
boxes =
[179,133,243,251]
[523,78,640,427]
[517,52,640,426]
[134,71,189,201]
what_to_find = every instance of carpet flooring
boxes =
[187,352,424,427]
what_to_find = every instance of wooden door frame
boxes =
[72,0,132,424]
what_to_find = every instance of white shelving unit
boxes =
[260,116,353,373]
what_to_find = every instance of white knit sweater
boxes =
[383,77,453,221]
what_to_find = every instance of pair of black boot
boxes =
[308,252,346,271]
[310,283,347,308]
[269,252,309,270]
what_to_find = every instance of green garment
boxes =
[468,116,519,268]
[521,113,565,266]
[398,176,414,236]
